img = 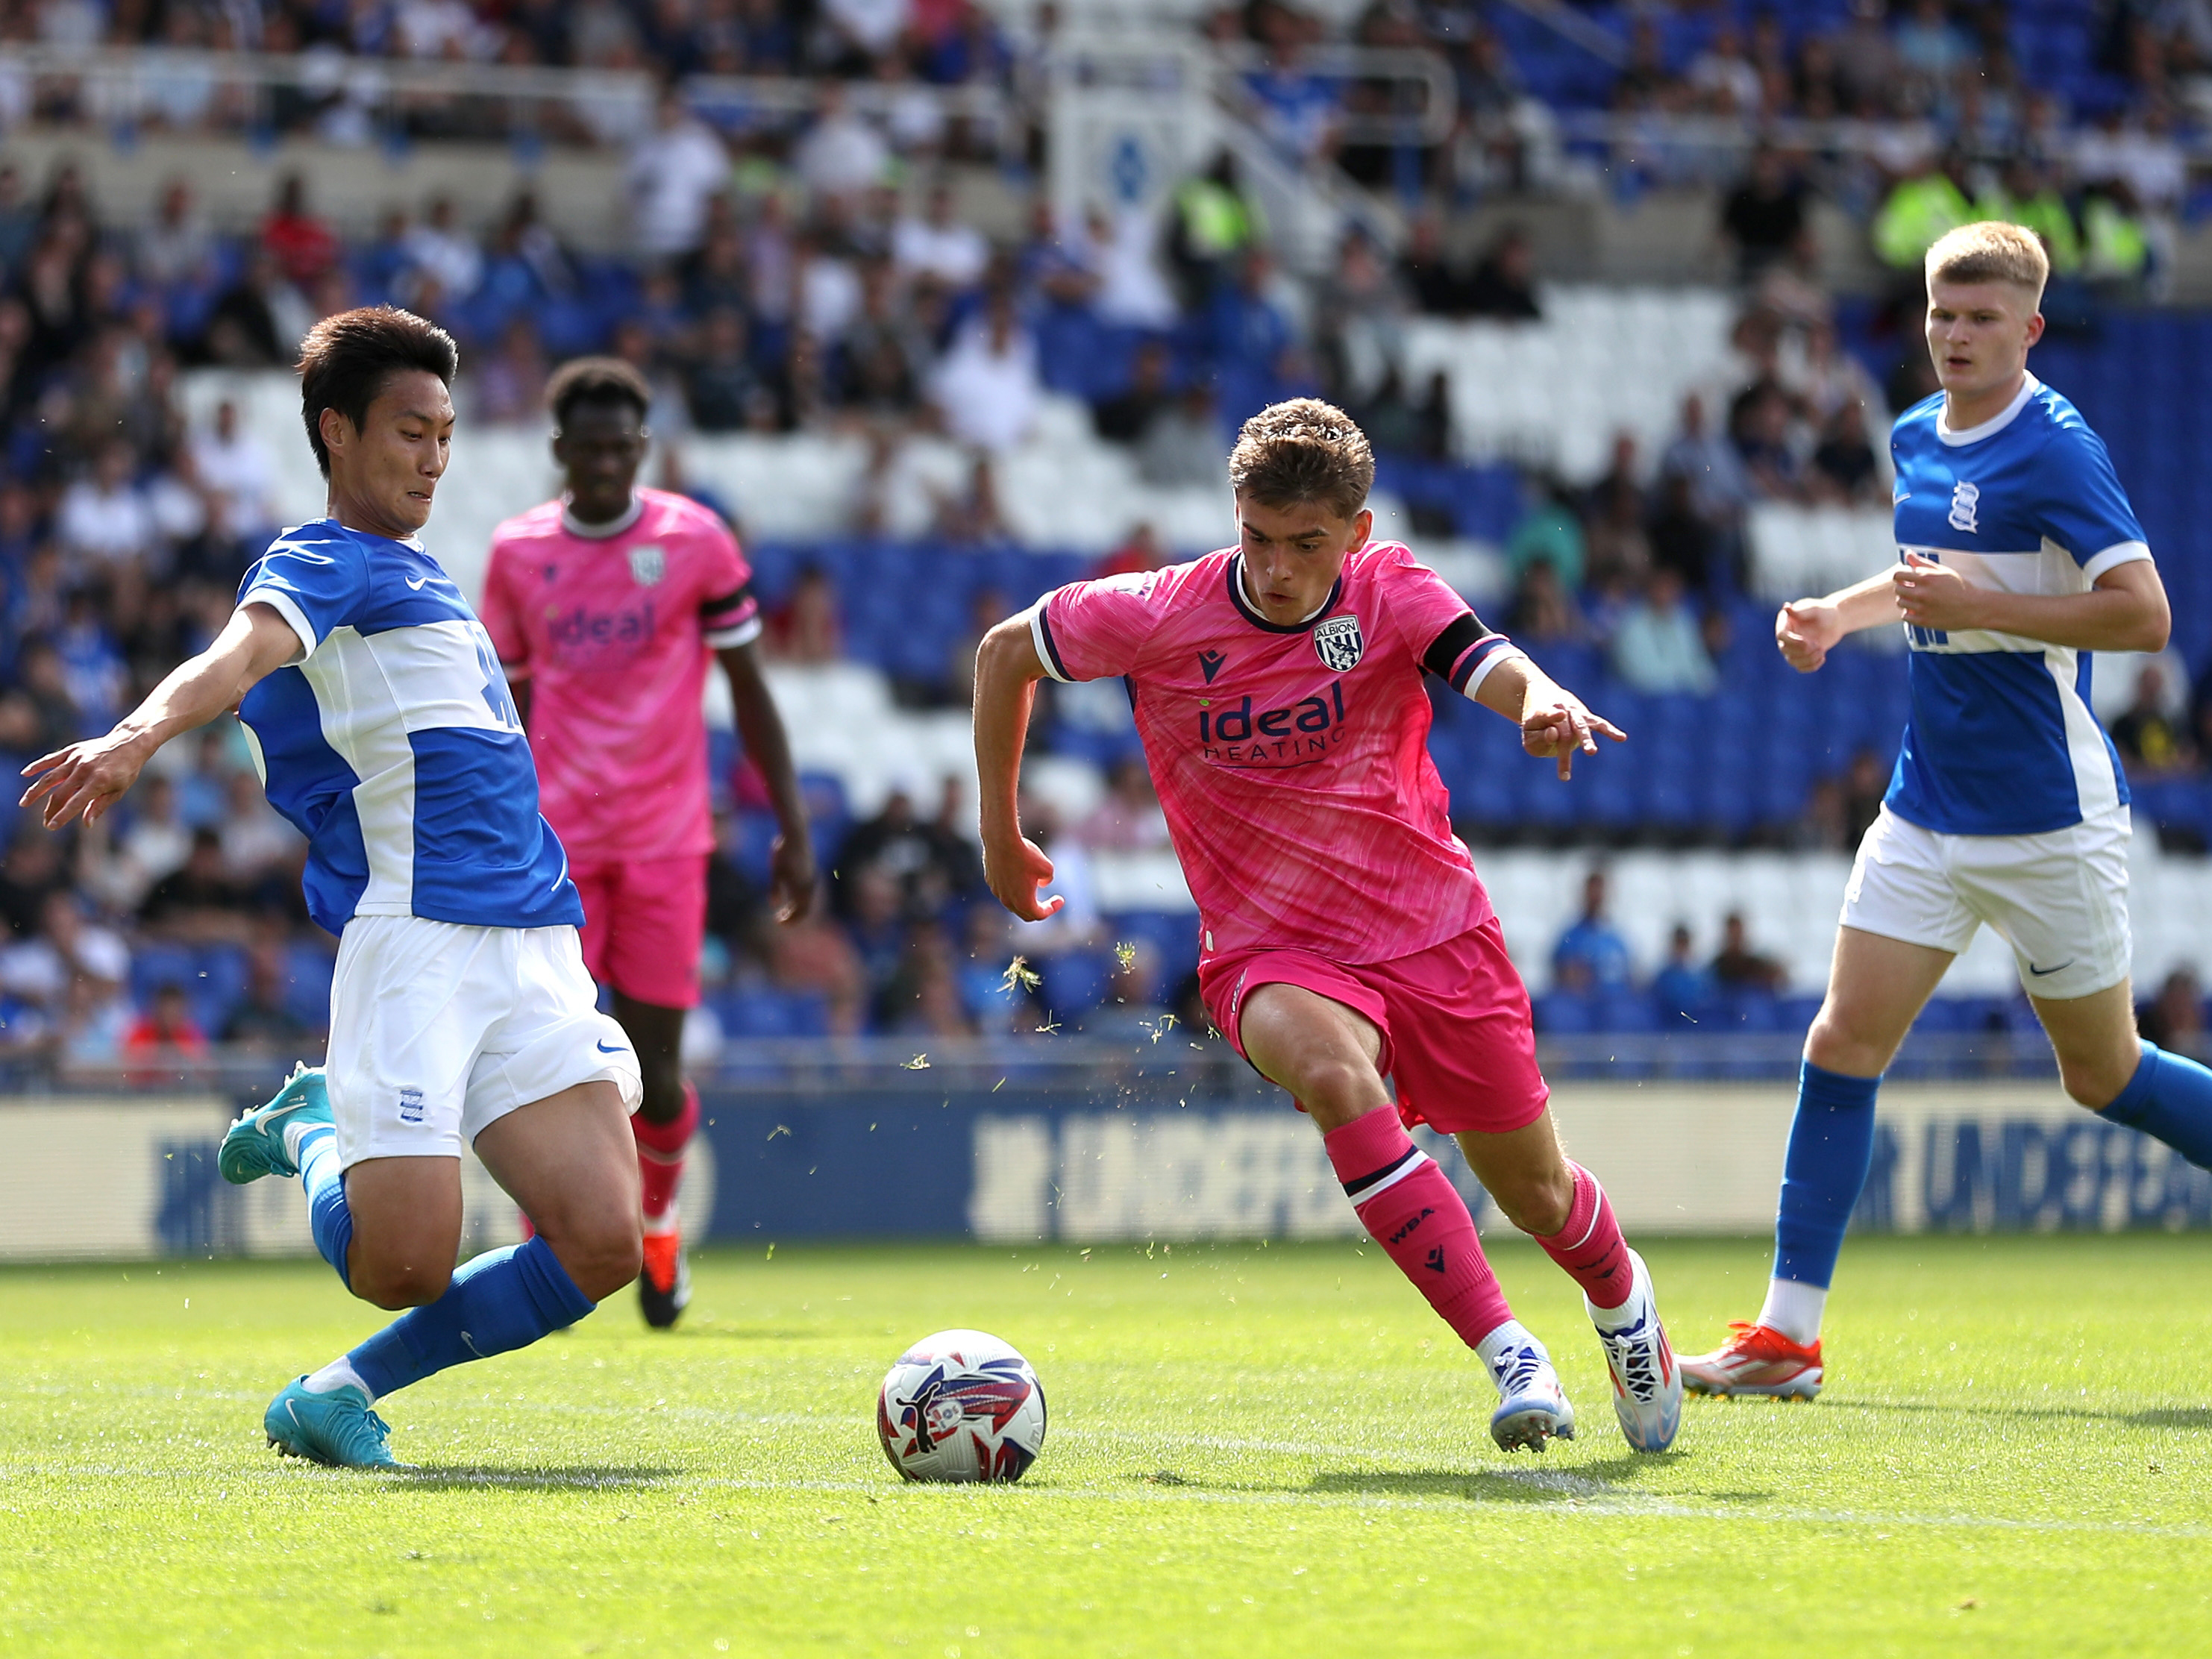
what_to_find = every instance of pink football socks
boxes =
[1324,1106,1512,1348]
[1532,1161,1632,1309]
[633,1081,699,1227]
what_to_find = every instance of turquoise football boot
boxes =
[263,1378,402,1470]
[219,1064,333,1185]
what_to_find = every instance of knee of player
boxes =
[1804,1011,1891,1076]
[2060,1057,2134,1111]
[559,1212,645,1299]
[353,1260,452,1311]
[1297,1060,1388,1123]
[1491,1169,1574,1237]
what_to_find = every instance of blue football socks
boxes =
[1772,1060,1882,1291]
[297,1125,354,1291]
[346,1236,597,1401]
[2099,1041,2212,1168]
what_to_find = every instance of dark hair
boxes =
[296,306,458,478]
[547,355,653,431]
[1226,397,1375,520]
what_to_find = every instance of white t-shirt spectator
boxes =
[893,212,988,289]
[401,216,484,300]
[795,105,891,199]
[1094,208,1179,328]
[824,0,911,58]
[928,313,1041,453]
[396,0,482,58]
[627,112,730,258]
[56,476,158,565]
[190,420,277,541]
[799,251,864,345]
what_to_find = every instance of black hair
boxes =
[547,356,654,432]
[296,306,459,478]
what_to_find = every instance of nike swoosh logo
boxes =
[595,1040,627,1053]
[2027,959,2074,976]
[406,575,430,589]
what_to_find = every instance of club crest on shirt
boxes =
[1947,480,1979,533]
[1313,614,1364,672]
[627,543,667,586]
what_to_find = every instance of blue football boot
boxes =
[220,1063,333,1185]
[263,1377,402,1470]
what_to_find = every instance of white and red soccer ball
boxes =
[877,1329,1047,1484]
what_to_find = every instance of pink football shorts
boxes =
[570,855,709,1010]
[1198,915,1550,1136]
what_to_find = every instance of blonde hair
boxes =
[1226,398,1375,520]
[1925,220,2049,298]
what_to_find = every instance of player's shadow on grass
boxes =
[1826,1399,2212,1431]
[1306,1455,1699,1504]
[394,1464,680,1491]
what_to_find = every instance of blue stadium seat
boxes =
[1038,950,1115,1016]
[1533,989,1597,1035]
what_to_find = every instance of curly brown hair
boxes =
[1226,398,1375,521]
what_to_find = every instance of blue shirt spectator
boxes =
[1552,871,1632,991]
[1652,923,1712,1020]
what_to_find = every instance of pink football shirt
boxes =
[1033,541,1511,965]
[482,486,760,864]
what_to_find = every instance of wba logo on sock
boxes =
[1388,1207,1434,1245]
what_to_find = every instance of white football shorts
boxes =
[327,915,644,1167]
[1840,804,2132,1002]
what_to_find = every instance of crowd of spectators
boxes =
[1,2,2210,1060]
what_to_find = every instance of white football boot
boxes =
[1483,1328,1576,1453]
[1588,1249,1682,1453]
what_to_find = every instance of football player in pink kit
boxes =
[483,358,815,1327]
[974,401,1682,1454]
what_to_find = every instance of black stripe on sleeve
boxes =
[700,580,757,624]
[1034,600,1073,681]
[1421,612,1492,683]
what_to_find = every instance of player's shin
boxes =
[2099,1041,2212,1168]
[634,1081,699,1228]
[1526,1161,1632,1311]
[340,1235,597,1400]
[1323,1106,1511,1347]
[1763,1060,1882,1345]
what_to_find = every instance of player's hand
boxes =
[1775,597,1843,671]
[1520,692,1625,781]
[1893,551,1982,632]
[766,832,816,925]
[983,832,1065,923]
[19,730,151,829]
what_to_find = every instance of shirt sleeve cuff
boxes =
[1461,643,1526,700]
[1029,601,1072,683]
[240,586,316,663]
[705,615,763,649]
[2081,540,2153,583]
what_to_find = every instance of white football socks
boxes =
[1474,1319,1544,1389]
[301,1357,374,1402]
[1757,1279,1827,1348]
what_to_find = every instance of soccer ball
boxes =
[876,1329,1047,1483]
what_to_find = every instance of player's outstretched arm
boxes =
[971,612,1062,923]
[1893,553,2169,653]
[1775,567,1902,673]
[20,602,301,830]
[718,642,817,923]
[1472,650,1626,781]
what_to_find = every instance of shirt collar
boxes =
[561,495,644,539]
[1937,373,2039,447]
[1228,554,1339,633]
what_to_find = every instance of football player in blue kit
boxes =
[22,307,645,1467]
[1681,221,2212,1398]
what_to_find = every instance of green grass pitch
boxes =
[1,1234,2208,1657]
